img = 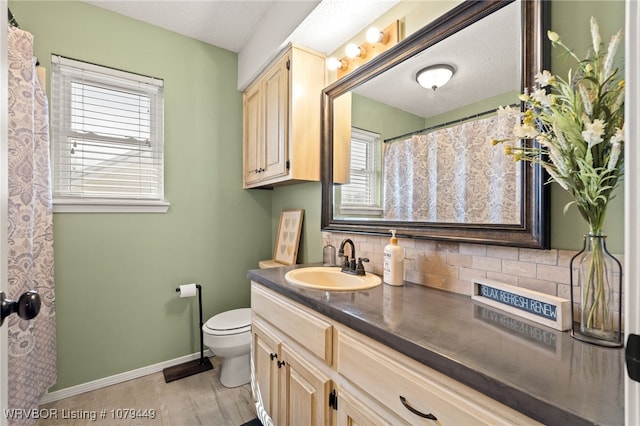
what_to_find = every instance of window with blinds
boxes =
[51,55,167,212]
[340,128,381,210]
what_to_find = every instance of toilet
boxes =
[202,307,251,388]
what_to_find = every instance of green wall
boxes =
[9,1,273,391]
[274,0,626,257]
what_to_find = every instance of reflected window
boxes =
[339,128,382,215]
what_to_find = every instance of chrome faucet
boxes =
[338,239,368,276]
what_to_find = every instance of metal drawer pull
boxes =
[270,353,277,361]
[399,396,437,421]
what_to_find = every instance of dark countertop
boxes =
[248,265,625,426]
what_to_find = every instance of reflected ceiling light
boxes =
[327,57,346,71]
[416,65,455,91]
[345,43,366,59]
[366,27,388,44]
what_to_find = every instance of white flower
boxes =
[531,88,554,107]
[535,70,554,86]
[513,122,538,139]
[611,126,624,144]
[582,119,605,147]
[496,105,519,118]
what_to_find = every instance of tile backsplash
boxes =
[323,232,624,323]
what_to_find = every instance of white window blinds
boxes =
[340,128,381,208]
[51,55,165,205]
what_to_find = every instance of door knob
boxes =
[0,291,41,326]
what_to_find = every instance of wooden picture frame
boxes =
[273,209,304,265]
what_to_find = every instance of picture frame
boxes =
[273,209,304,265]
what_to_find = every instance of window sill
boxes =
[53,198,170,213]
[339,206,383,217]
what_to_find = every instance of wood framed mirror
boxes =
[321,0,550,248]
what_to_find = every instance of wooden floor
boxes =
[37,357,257,426]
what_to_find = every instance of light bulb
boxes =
[345,43,365,59]
[366,27,384,44]
[327,57,345,71]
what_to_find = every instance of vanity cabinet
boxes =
[252,284,332,426]
[242,45,325,189]
[251,282,539,426]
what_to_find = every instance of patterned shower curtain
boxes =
[7,26,56,422]
[383,114,521,224]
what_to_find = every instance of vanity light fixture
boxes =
[345,43,366,59]
[327,57,347,71]
[416,64,455,91]
[327,20,401,79]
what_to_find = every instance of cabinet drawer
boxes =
[251,283,332,364]
[337,329,539,426]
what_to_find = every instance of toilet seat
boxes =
[204,308,251,336]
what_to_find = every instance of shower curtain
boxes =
[383,114,520,223]
[7,25,56,421]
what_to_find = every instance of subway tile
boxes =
[414,239,438,252]
[436,241,459,253]
[557,250,577,267]
[447,252,473,268]
[446,278,473,296]
[502,259,537,278]
[459,243,487,256]
[486,245,519,260]
[459,267,487,281]
[472,256,502,272]
[517,277,557,297]
[519,248,558,265]
[536,264,570,285]
[557,283,571,300]
[485,271,519,286]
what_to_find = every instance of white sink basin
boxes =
[284,266,382,291]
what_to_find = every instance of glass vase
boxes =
[569,234,623,347]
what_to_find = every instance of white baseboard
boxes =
[40,350,214,405]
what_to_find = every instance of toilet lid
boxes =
[204,308,251,335]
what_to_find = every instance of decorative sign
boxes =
[471,279,571,331]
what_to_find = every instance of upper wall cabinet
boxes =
[243,45,326,189]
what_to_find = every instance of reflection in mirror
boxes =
[322,0,550,248]
[335,2,521,224]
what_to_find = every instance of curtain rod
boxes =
[383,104,518,144]
[8,8,20,28]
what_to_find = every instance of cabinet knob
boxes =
[277,360,286,368]
[270,353,277,361]
[399,396,437,421]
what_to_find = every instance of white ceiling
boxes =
[84,0,399,55]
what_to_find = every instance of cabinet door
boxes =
[253,320,280,423]
[243,81,262,186]
[261,54,289,181]
[337,390,398,426]
[280,343,331,426]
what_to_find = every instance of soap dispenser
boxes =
[383,230,404,286]
[323,244,337,266]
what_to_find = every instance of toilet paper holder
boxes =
[163,283,213,382]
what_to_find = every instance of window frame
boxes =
[50,55,169,213]
[338,127,383,216]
